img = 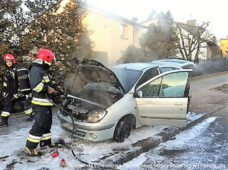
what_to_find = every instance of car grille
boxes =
[60,120,86,138]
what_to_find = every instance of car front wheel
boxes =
[113,116,133,143]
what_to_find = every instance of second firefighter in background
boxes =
[0,54,33,127]
[25,48,63,156]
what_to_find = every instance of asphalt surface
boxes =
[135,113,228,170]
[190,71,228,113]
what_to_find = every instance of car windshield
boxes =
[112,68,143,93]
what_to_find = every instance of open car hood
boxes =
[64,58,125,95]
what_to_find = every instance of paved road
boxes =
[190,72,228,113]
[129,112,228,170]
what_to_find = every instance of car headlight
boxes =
[87,110,107,123]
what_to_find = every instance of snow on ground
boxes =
[119,153,147,170]
[76,125,167,163]
[120,117,217,170]
[0,115,166,169]
[0,111,205,170]
[160,117,216,150]
[187,112,204,122]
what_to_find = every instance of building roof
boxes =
[87,5,146,28]
[175,22,204,36]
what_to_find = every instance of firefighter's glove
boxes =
[2,92,8,99]
[27,114,34,122]
[25,93,32,100]
[6,71,15,79]
[58,89,64,95]
[13,93,24,100]
[13,93,19,99]
[56,86,64,95]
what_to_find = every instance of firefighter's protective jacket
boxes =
[1,64,32,117]
[2,63,30,97]
[30,58,59,106]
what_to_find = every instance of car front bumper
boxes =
[57,111,116,142]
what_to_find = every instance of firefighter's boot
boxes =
[0,116,9,127]
[40,140,64,149]
[25,147,42,156]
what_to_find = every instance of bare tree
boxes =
[140,12,179,60]
[176,22,214,62]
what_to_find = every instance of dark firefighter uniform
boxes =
[0,54,33,127]
[25,49,62,156]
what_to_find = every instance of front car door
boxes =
[135,70,191,127]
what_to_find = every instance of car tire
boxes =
[113,117,133,143]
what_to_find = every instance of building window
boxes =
[120,24,128,39]
[134,27,139,43]
[120,50,124,57]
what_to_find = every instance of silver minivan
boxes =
[58,59,192,142]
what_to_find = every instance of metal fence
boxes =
[192,58,228,76]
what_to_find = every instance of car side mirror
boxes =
[134,90,143,98]
[133,91,143,98]
[138,91,143,98]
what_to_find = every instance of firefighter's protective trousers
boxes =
[1,95,32,117]
[26,105,52,149]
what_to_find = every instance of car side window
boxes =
[160,72,189,97]
[135,67,159,89]
[138,72,189,98]
[139,78,162,98]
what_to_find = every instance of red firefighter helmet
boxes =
[36,49,55,62]
[3,53,16,63]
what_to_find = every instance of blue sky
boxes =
[86,0,227,40]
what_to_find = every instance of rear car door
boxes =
[135,70,191,127]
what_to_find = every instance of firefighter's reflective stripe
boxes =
[21,88,31,92]
[32,97,53,106]
[33,82,44,92]
[17,68,28,80]
[25,108,33,115]
[18,74,28,80]
[43,76,50,83]
[1,111,10,117]
[3,82,7,87]
[27,134,41,143]
[44,61,52,66]
[17,68,28,71]
[41,133,51,141]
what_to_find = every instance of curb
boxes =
[102,105,225,165]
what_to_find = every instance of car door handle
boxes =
[175,102,183,105]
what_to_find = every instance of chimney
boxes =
[187,20,196,26]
